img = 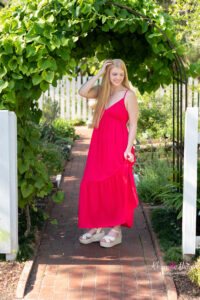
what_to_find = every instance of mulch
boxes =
[0,261,24,300]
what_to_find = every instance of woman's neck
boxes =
[110,84,124,95]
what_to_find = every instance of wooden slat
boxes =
[194,78,198,107]
[38,95,43,110]
[71,77,76,119]
[49,85,54,102]
[66,77,70,120]
[82,76,87,121]
[60,78,65,119]
[188,77,193,107]
[77,76,81,119]
[87,76,93,122]
[54,80,60,109]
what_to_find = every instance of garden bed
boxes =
[147,204,200,299]
[171,266,200,299]
[0,261,24,300]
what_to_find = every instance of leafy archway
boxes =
[0,0,188,208]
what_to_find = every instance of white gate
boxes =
[182,106,200,260]
[0,111,18,261]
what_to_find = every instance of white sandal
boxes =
[100,228,122,248]
[79,228,105,244]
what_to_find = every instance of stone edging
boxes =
[14,185,58,299]
[140,201,178,300]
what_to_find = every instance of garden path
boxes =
[23,126,168,300]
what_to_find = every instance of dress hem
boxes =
[78,202,139,229]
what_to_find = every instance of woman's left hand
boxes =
[124,149,135,163]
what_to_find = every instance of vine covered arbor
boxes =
[0,0,188,208]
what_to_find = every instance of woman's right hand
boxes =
[98,60,113,76]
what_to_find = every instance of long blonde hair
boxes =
[92,59,131,129]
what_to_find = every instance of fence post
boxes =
[0,110,18,261]
[182,107,198,261]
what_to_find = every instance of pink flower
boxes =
[168,261,176,269]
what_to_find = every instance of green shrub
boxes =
[39,118,77,161]
[152,183,183,219]
[69,117,86,126]
[188,258,200,287]
[136,90,173,141]
[164,246,183,264]
[17,207,45,261]
[40,142,65,176]
[40,95,59,124]
[52,118,77,139]
[151,207,182,251]
[137,157,171,204]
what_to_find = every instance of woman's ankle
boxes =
[113,225,121,229]
[113,225,121,230]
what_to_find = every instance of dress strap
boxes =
[123,89,129,99]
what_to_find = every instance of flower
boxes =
[168,261,176,269]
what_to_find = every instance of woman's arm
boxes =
[78,60,112,99]
[125,90,139,152]
[78,73,101,99]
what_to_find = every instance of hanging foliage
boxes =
[0,0,187,208]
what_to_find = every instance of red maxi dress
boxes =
[78,89,139,228]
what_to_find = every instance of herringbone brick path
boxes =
[24,126,168,300]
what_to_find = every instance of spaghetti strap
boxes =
[123,89,129,99]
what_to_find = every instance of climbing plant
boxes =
[0,0,188,210]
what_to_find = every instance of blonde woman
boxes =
[78,59,139,248]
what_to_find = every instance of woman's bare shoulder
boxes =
[127,89,136,99]
[125,89,137,108]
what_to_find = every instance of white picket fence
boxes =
[38,76,98,121]
[38,76,200,121]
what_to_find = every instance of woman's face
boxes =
[109,67,124,87]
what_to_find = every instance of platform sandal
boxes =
[79,228,105,244]
[100,228,122,248]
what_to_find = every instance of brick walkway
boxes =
[24,126,168,300]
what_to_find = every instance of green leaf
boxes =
[18,158,30,174]
[46,15,54,23]
[8,57,18,71]
[141,21,149,34]
[81,3,91,14]
[19,64,29,75]
[42,70,54,83]
[11,19,19,31]
[38,58,51,70]
[43,212,50,220]
[32,73,43,85]
[105,8,114,17]
[26,44,37,58]
[3,39,13,54]
[153,60,164,71]
[102,24,109,32]
[35,178,45,189]
[50,218,58,225]
[12,73,23,80]
[21,182,34,198]
[56,48,70,60]
[52,190,64,203]
[102,15,107,24]
[0,66,7,78]
[0,79,8,93]
[40,80,49,91]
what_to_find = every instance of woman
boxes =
[78,59,139,248]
